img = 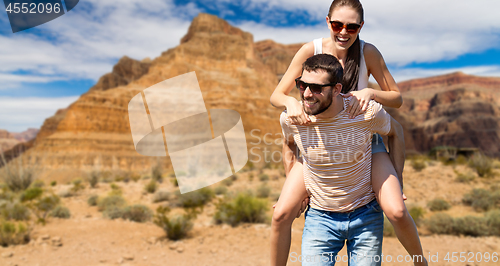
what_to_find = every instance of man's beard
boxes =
[302,89,333,116]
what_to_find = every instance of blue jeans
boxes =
[372,133,387,154]
[299,200,384,266]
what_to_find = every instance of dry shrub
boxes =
[214,193,267,226]
[0,154,34,192]
[463,188,500,212]
[97,195,131,220]
[408,206,426,226]
[383,215,395,237]
[152,190,170,203]
[154,206,194,241]
[103,206,125,219]
[426,213,455,234]
[469,153,493,177]
[88,171,99,188]
[411,160,426,172]
[175,187,214,208]
[87,195,99,206]
[151,163,163,183]
[214,186,228,195]
[145,180,158,194]
[427,198,451,212]
[122,204,152,223]
[0,220,30,247]
[32,194,60,224]
[259,174,269,182]
[71,179,85,194]
[0,201,30,221]
[20,187,43,202]
[50,206,71,219]
[453,216,488,237]
[221,178,233,187]
[256,184,271,198]
[455,172,475,183]
[97,195,126,212]
[486,210,500,236]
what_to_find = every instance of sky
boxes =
[1,0,500,132]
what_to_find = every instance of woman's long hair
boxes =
[328,0,364,93]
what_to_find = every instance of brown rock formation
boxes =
[0,129,19,153]
[11,128,39,142]
[399,71,500,93]
[14,13,284,175]
[392,72,500,156]
[88,56,151,93]
[254,40,303,79]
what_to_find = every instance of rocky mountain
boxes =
[11,128,39,142]
[0,129,18,153]
[0,128,39,154]
[9,13,286,175]
[389,72,500,156]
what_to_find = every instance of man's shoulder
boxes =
[365,100,384,119]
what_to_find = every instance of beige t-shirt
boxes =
[280,97,391,212]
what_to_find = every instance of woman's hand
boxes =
[285,97,311,125]
[342,88,375,119]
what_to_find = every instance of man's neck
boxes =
[315,95,344,119]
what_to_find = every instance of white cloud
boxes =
[236,0,500,66]
[0,0,194,88]
[0,96,79,132]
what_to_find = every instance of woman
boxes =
[269,0,427,265]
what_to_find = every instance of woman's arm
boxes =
[270,42,315,125]
[343,43,402,118]
[364,43,402,108]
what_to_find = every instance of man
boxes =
[279,54,405,265]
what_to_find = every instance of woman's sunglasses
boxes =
[295,78,336,94]
[330,21,361,34]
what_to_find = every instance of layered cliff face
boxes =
[0,130,18,153]
[392,72,500,156]
[254,40,302,79]
[18,13,284,173]
[0,128,39,154]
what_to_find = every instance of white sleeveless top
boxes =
[313,38,369,91]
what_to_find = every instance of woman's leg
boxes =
[271,161,308,266]
[371,152,427,266]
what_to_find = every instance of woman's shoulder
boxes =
[362,41,383,62]
[293,41,316,60]
[298,41,315,54]
[362,42,381,56]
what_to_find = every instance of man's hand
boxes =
[342,88,375,119]
[285,97,311,125]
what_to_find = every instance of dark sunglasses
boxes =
[295,77,336,94]
[330,21,361,34]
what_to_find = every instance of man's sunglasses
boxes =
[295,78,336,94]
[330,21,361,34]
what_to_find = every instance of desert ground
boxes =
[1,159,499,266]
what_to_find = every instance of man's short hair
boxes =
[302,54,343,84]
